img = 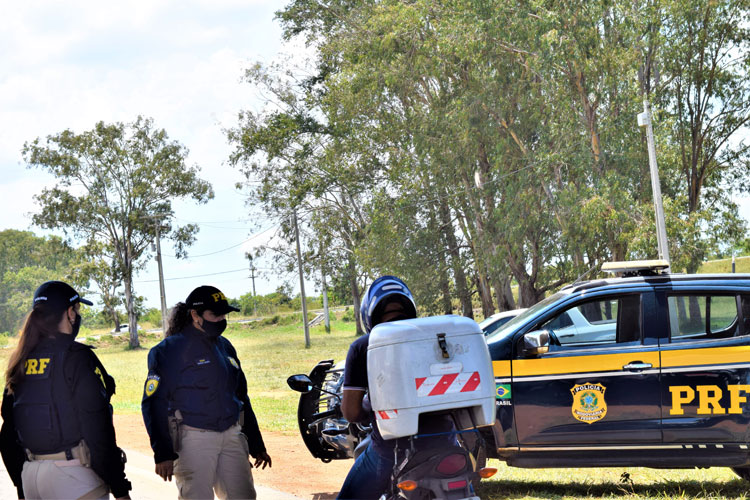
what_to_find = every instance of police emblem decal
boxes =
[570,383,607,424]
[145,374,160,397]
[228,357,239,369]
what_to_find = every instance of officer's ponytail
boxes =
[165,302,191,338]
[5,304,62,392]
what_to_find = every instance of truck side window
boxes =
[740,295,750,336]
[539,295,640,347]
[667,295,740,341]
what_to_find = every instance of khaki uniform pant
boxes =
[22,459,109,500]
[174,423,256,500]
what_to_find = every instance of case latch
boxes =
[437,333,450,359]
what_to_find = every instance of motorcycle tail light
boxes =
[435,453,467,475]
[447,479,467,490]
[479,467,498,479]
[397,480,418,491]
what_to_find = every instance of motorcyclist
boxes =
[337,276,417,500]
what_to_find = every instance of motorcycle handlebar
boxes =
[310,407,341,422]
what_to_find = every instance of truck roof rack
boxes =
[601,260,670,277]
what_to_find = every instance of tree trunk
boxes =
[494,275,516,311]
[123,273,140,348]
[439,264,453,315]
[107,306,120,331]
[348,255,364,336]
[477,271,494,318]
[439,199,473,318]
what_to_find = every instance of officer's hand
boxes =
[155,460,174,481]
[253,451,272,469]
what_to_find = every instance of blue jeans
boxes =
[336,444,394,500]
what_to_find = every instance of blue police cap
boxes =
[33,281,93,313]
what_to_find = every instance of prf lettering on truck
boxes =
[670,385,750,415]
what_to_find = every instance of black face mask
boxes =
[201,318,227,338]
[71,313,82,339]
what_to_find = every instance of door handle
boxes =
[623,362,652,371]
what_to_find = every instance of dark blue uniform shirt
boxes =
[343,333,404,457]
[141,324,266,463]
[0,332,130,498]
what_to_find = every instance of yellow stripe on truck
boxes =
[493,360,511,378]
[661,345,750,368]
[512,351,661,377]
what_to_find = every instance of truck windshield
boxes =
[485,292,566,343]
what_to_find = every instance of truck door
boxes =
[512,292,663,445]
[661,292,750,444]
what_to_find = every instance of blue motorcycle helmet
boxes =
[360,275,417,333]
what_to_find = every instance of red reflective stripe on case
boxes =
[460,372,481,392]
[428,373,459,396]
[415,377,426,389]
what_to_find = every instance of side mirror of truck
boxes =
[522,330,550,357]
[287,374,314,393]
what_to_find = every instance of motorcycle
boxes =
[287,359,497,500]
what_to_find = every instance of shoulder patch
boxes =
[145,374,160,397]
[228,357,239,369]
[94,366,106,388]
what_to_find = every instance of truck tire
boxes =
[732,467,750,481]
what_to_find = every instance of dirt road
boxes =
[114,414,350,499]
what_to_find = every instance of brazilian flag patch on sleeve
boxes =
[145,374,160,397]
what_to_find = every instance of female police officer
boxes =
[0,281,131,499]
[141,285,271,499]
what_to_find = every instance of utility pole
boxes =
[638,98,671,268]
[154,223,168,335]
[321,269,331,333]
[293,209,311,348]
[249,261,258,317]
[143,214,169,335]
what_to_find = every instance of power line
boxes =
[135,268,249,283]
[163,224,279,259]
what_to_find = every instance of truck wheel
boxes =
[732,467,750,481]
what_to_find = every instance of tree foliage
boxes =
[0,230,89,334]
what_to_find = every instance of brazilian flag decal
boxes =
[496,384,511,399]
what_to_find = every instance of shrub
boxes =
[342,307,355,323]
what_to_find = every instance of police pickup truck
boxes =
[483,261,750,480]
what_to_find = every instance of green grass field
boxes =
[698,256,750,274]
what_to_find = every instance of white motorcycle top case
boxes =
[367,315,495,440]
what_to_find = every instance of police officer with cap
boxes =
[0,280,131,499]
[142,285,271,500]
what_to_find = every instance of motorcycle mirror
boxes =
[287,374,314,393]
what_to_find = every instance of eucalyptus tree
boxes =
[24,117,213,348]
[228,62,374,335]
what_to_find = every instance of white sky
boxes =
[1,2,748,311]
[0,0,318,310]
